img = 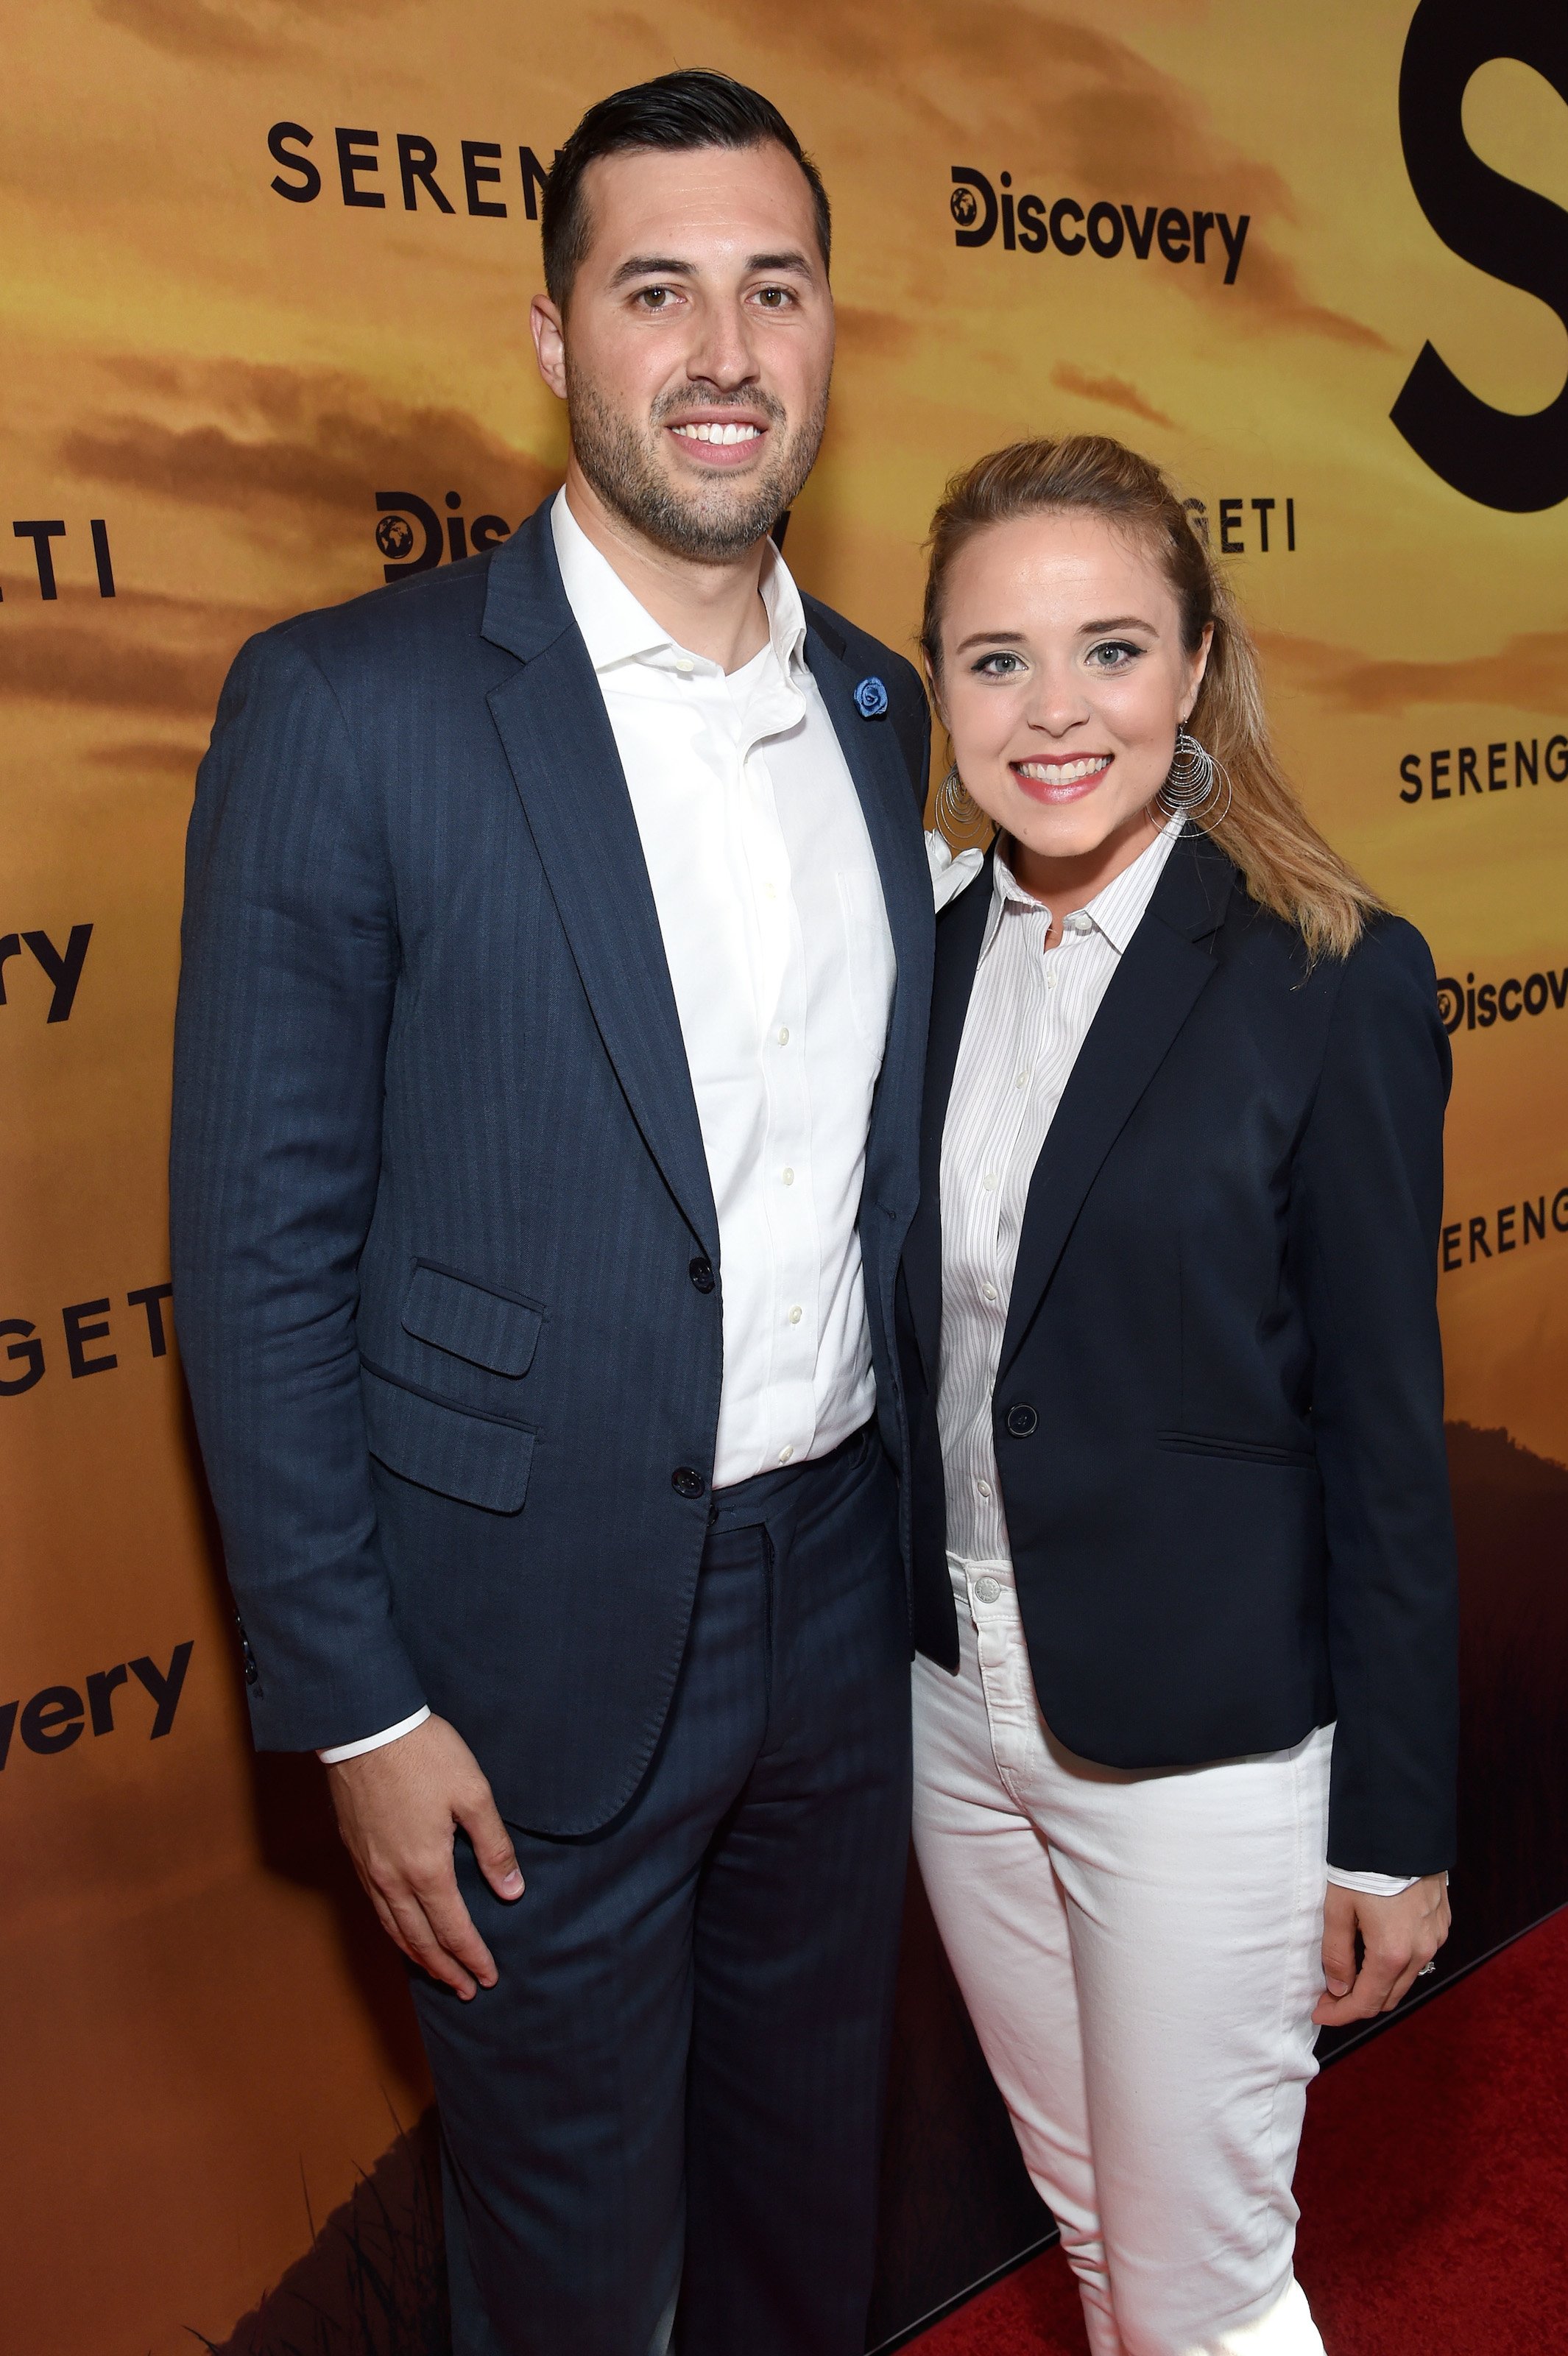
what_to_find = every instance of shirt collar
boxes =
[983,817,1184,957]
[550,487,808,682]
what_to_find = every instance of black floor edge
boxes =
[868,1896,1568,2352]
[869,2231,1061,2356]
[1316,1892,1568,2067]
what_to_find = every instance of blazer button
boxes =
[671,1466,707,1500]
[1005,1404,1038,1437]
[689,1256,716,1294]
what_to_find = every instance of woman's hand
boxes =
[1313,1874,1451,2026]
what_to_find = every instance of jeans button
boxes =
[973,1576,1001,1604]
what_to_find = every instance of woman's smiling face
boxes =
[932,507,1212,872]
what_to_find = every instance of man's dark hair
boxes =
[542,69,831,308]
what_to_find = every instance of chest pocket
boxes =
[836,867,897,1045]
[401,1261,543,1378]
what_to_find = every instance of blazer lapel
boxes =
[903,846,995,1388]
[481,507,718,1257]
[997,830,1235,1380]
[804,619,935,1214]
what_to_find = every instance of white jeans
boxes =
[911,1557,1331,2356]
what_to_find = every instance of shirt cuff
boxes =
[1326,1866,1422,1897]
[318,1705,431,1764]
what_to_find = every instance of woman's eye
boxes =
[972,651,1025,677]
[1087,640,1141,669]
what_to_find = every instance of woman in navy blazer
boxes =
[901,436,1457,2356]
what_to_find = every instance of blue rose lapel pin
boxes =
[853,675,889,719]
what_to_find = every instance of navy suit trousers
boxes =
[410,1428,912,2356]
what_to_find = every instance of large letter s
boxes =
[1392,0,1568,511]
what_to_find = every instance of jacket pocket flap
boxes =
[363,1366,536,1514]
[401,1263,543,1378]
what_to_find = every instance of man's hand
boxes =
[1313,1873,1450,2027]
[325,1713,524,2000]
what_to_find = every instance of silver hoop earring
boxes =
[1154,726,1232,831]
[937,762,983,836]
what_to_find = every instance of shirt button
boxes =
[778,1444,794,1464]
[981,1173,997,1192]
[973,1575,1001,1604]
[1015,1071,1028,1089]
[982,1282,998,1303]
[782,1168,794,1186]
[977,1478,992,1500]
[788,1305,802,1325]
[763,883,778,901]
[674,657,694,674]
[1046,973,1059,992]
[777,1026,790,1045]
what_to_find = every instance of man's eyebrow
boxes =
[607,249,818,289]
[608,255,698,286]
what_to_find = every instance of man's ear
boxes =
[531,294,568,401]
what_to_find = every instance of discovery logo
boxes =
[950,168,1250,283]
[373,492,515,581]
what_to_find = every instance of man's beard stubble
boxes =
[565,368,830,562]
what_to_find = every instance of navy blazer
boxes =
[170,500,933,1835]
[897,832,1458,1875]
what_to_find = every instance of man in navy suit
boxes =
[172,71,933,2356]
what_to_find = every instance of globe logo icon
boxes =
[376,512,415,560]
[950,186,979,228]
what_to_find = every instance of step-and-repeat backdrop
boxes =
[4,2,1566,2349]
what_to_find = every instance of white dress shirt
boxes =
[322,496,895,1762]
[934,828,1412,1894]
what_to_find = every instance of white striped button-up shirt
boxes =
[937,822,1179,1566]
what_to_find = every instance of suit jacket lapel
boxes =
[481,507,718,1257]
[903,846,995,1389]
[803,618,934,1216]
[997,830,1235,1380]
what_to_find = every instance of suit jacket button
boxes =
[1005,1404,1038,1437]
[689,1256,716,1294]
[672,1466,707,1500]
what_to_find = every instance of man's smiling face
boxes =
[534,140,836,562]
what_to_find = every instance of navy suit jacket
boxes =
[897,833,1459,1874]
[170,500,933,1835]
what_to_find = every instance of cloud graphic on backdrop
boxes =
[61,358,561,544]
[1259,628,1568,717]
[1050,364,1176,430]
[707,0,1388,350]
[93,0,409,63]
[0,582,275,719]
[835,306,919,361]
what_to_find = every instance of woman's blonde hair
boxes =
[921,434,1382,959]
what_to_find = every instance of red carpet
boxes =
[912,1906,1568,2354]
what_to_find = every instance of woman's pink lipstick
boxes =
[1010,754,1114,805]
